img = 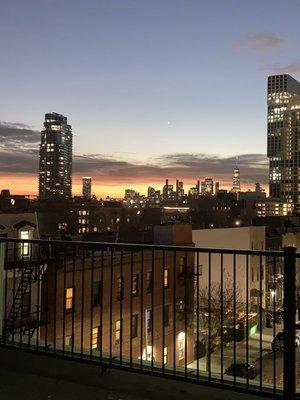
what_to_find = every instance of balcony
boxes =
[0,238,298,399]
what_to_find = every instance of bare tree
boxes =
[195,278,244,352]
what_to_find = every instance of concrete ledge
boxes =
[0,347,268,400]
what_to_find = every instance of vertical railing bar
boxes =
[140,249,144,371]
[233,253,236,388]
[259,255,263,391]
[220,252,224,384]
[130,250,133,368]
[71,247,76,357]
[36,244,41,352]
[45,243,50,353]
[109,248,114,363]
[3,244,8,345]
[173,250,176,376]
[283,246,296,400]
[12,242,16,348]
[120,250,123,366]
[27,242,32,350]
[62,249,67,356]
[53,246,57,355]
[151,248,154,373]
[162,250,165,374]
[208,251,211,382]
[18,243,24,347]
[99,249,104,365]
[184,250,188,379]
[80,248,85,359]
[273,255,276,396]
[246,254,249,389]
[90,248,94,361]
[197,251,200,381]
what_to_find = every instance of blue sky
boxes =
[0,0,299,195]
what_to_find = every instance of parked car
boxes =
[225,363,258,379]
[271,331,300,351]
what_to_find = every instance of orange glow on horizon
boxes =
[1,174,268,198]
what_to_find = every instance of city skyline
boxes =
[1,1,300,197]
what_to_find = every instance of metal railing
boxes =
[0,237,298,399]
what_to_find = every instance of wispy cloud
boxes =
[0,121,268,186]
[259,61,300,75]
[236,33,287,52]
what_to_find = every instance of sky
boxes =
[1,0,300,197]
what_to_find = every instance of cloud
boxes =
[236,33,287,52]
[0,121,40,149]
[260,61,300,75]
[0,121,268,187]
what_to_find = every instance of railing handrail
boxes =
[0,237,284,256]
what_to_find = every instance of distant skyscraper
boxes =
[201,178,214,195]
[215,181,220,195]
[82,177,92,199]
[162,179,173,200]
[39,112,72,200]
[281,95,300,211]
[255,182,263,193]
[267,74,300,199]
[176,180,184,199]
[232,162,240,193]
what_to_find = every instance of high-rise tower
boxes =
[267,74,300,199]
[281,95,300,211]
[232,160,240,193]
[39,112,72,200]
[82,177,92,199]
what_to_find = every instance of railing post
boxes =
[283,246,296,399]
[0,240,5,337]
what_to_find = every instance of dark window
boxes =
[21,292,30,318]
[117,275,124,301]
[146,310,152,332]
[92,281,102,307]
[132,274,139,296]
[132,314,138,338]
[146,271,153,293]
[164,305,169,327]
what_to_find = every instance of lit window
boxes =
[66,287,74,312]
[92,326,100,350]
[20,230,30,257]
[115,320,121,344]
[164,269,169,288]
[164,346,168,364]
[178,331,185,360]
[65,334,74,347]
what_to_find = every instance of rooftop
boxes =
[0,348,266,400]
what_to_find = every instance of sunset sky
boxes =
[1,0,300,197]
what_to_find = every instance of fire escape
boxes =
[2,259,46,342]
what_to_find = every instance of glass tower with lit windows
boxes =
[232,165,240,193]
[281,95,300,212]
[82,177,92,199]
[267,74,300,199]
[39,112,72,200]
